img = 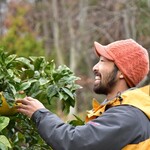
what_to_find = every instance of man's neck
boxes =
[106,83,129,100]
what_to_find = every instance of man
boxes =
[16,39,150,150]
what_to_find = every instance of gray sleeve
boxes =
[31,106,143,150]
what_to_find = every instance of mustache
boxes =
[94,71,102,78]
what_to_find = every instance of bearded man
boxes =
[17,39,150,150]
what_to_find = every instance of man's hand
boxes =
[16,97,45,118]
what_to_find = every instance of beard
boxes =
[93,65,118,95]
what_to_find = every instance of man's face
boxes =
[93,56,118,95]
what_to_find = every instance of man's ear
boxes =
[119,73,124,79]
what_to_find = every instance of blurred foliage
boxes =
[0,1,44,57]
[0,49,81,149]
[137,0,150,38]
[1,114,52,150]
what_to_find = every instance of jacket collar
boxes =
[86,85,150,122]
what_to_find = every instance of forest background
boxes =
[0,0,150,118]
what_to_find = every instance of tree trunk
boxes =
[68,0,89,118]
[42,0,51,56]
[52,0,64,65]
[67,14,77,119]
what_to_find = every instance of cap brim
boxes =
[94,41,114,61]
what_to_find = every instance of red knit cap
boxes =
[94,39,149,87]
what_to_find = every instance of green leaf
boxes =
[47,85,58,99]
[30,56,46,71]
[34,70,40,78]
[0,74,4,80]
[27,82,41,97]
[21,69,34,79]
[67,97,75,107]
[0,142,7,150]
[20,82,32,91]
[45,60,55,74]
[3,91,15,106]
[0,135,11,149]
[61,99,71,113]
[7,69,14,77]
[15,92,26,99]
[0,96,2,106]
[19,80,37,91]
[58,92,64,100]
[13,76,21,83]
[15,57,34,70]
[0,116,10,132]
[7,83,16,95]
[61,87,74,99]
[5,54,16,65]
[0,51,6,66]
[68,115,85,126]
[39,78,49,85]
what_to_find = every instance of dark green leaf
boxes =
[3,91,15,106]
[27,82,41,97]
[21,69,34,79]
[7,83,16,95]
[44,60,55,75]
[47,85,58,99]
[30,56,46,71]
[15,57,34,70]
[62,87,74,99]
[68,115,85,126]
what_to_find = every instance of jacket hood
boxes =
[121,85,150,119]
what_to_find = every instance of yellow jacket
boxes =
[86,85,150,150]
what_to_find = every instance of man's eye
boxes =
[100,59,104,62]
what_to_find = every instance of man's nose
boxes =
[93,63,99,72]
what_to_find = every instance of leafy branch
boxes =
[0,48,81,113]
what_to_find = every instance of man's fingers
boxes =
[16,103,26,109]
[16,98,31,105]
[26,97,35,101]
[15,96,45,118]
[16,97,37,104]
[17,107,31,117]
[16,101,32,117]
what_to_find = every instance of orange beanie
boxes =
[94,39,149,87]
